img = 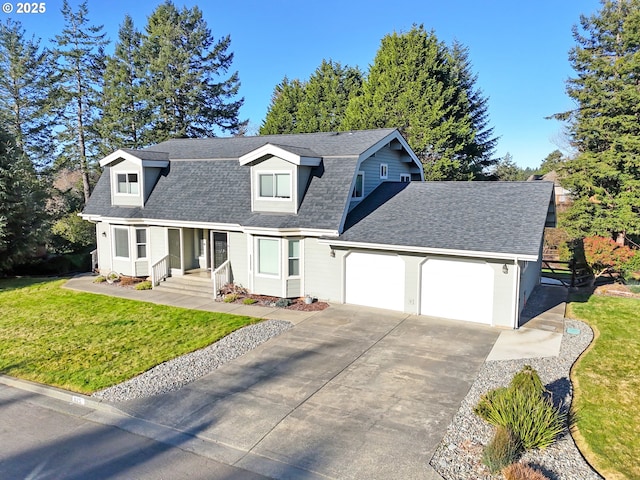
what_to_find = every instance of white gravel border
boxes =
[430,319,603,480]
[92,319,293,402]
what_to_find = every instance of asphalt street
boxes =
[0,384,266,480]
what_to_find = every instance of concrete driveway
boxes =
[117,304,499,479]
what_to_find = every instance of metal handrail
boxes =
[151,255,170,287]
[212,260,231,297]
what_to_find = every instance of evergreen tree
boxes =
[261,61,362,134]
[491,153,525,181]
[260,77,305,134]
[52,0,108,204]
[0,128,46,274]
[555,0,640,240]
[342,25,490,180]
[141,1,244,142]
[450,41,498,178]
[96,14,149,154]
[0,19,56,169]
[539,149,565,174]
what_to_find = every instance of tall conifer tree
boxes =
[96,15,148,154]
[555,0,640,240]
[140,1,244,142]
[0,19,56,168]
[52,0,108,203]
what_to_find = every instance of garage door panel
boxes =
[421,258,494,324]
[346,253,405,312]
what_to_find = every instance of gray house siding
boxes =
[349,146,414,210]
[95,222,111,273]
[304,238,343,302]
[488,259,517,328]
[149,226,166,264]
[228,231,248,287]
[520,258,541,312]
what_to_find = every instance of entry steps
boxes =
[154,274,213,299]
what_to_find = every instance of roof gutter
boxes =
[317,239,538,262]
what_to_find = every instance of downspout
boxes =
[513,257,521,329]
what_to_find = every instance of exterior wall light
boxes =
[330,249,335,258]
[502,264,509,274]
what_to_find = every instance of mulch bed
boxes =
[218,293,329,311]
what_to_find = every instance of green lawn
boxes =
[567,294,640,480]
[0,278,259,394]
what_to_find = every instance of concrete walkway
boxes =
[2,275,569,479]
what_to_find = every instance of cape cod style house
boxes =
[81,128,555,328]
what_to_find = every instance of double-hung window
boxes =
[136,228,147,259]
[380,163,388,179]
[288,239,300,277]
[114,227,130,258]
[259,173,291,199]
[116,173,139,194]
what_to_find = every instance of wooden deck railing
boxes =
[151,255,170,287]
[212,260,231,297]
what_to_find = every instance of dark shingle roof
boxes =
[338,181,554,257]
[144,129,397,159]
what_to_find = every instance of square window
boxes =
[400,174,411,182]
[258,238,279,276]
[116,172,139,194]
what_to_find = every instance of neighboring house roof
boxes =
[335,181,555,258]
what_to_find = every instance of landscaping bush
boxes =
[482,426,521,473]
[510,364,545,397]
[134,280,152,290]
[275,298,291,308]
[242,298,257,305]
[502,462,551,480]
[474,366,566,451]
[223,293,239,303]
[93,275,106,283]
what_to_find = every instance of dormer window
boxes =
[259,172,291,199]
[116,173,139,195]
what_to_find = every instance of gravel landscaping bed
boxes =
[430,319,603,480]
[92,319,293,402]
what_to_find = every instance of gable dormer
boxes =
[239,143,321,214]
[99,149,170,207]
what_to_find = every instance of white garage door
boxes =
[421,258,494,324]
[345,252,405,311]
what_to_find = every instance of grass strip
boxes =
[0,278,259,394]
[567,294,640,480]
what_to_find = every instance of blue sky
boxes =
[5,0,602,168]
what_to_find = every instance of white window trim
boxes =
[113,226,130,259]
[352,171,364,199]
[256,171,292,201]
[400,173,411,182]
[287,238,301,279]
[113,171,141,196]
[380,163,388,179]
[255,237,281,278]
[135,227,148,260]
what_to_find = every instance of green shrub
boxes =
[93,275,106,283]
[134,280,152,290]
[502,461,551,480]
[242,298,257,305]
[275,298,291,308]
[223,293,238,303]
[510,364,545,397]
[474,366,566,451]
[482,426,521,473]
[481,386,565,450]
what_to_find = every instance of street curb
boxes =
[0,374,127,416]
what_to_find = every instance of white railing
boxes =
[151,255,170,287]
[212,260,231,297]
